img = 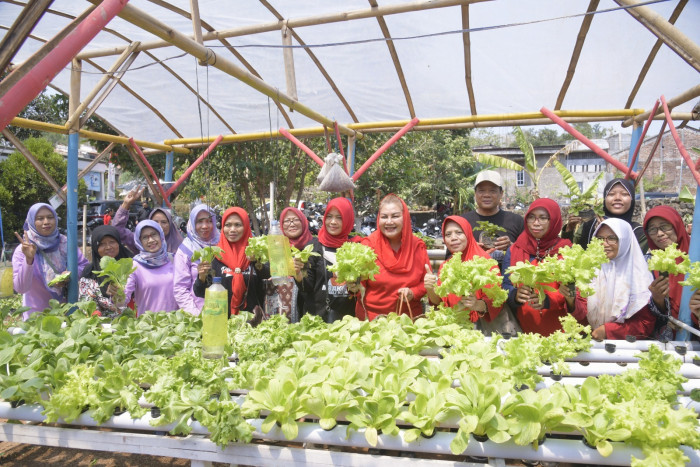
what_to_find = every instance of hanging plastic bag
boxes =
[317,153,355,192]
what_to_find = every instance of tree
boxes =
[0,138,87,235]
[561,123,610,141]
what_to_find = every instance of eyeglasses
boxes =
[140,233,160,242]
[283,218,301,226]
[647,224,675,237]
[595,235,619,245]
[526,215,550,224]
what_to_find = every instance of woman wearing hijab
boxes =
[353,194,430,321]
[563,178,647,253]
[121,221,178,315]
[112,186,184,255]
[424,216,511,333]
[13,203,89,319]
[643,206,698,339]
[79,225,133,318]
[574,218,656,340]
[502,198,586,336]
[173,204,220,315]
[297,197,358,323]
[194,207,267,317]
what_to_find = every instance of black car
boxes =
[78,200,143,233]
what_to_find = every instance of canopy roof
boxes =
[2,0,699,150]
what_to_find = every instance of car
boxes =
[78,199,143,233]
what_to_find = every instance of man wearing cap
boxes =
[462,170,524,265]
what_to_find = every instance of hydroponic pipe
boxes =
[351,117,419,181]
[164,135,223,198]
[590,340,700,351]
[540,107,638,179]
[0,0,129,132]
[569,349,700,363]
[537,362,700,379]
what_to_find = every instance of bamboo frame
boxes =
[614,0,700,73]
[369,0,416,118]
[461,4,476,115]
[64,41,140,130]
[281,24,298,103]
[95,1,357,137]
[8,117,190,154]
[75,0,490,60]
[127,143,167,207]
[624,0,687,109]
[622,84,700,127]
[1,128,67,201]
[259,0,358,123]
[555,0,599,110]
[0,0,53,74]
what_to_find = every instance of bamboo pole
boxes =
[622,84,700,127]
[8,117,190,154]
[64,41,140,130]
[76,0,490,60]
[0,0,53,74]
[555,0,599,110]
[369,0,415,118]
[281,24,298,104]
[91,1,357,137]
[461,4,476,115]
[624,0,687,109]
[614,0,700,73]
[1,128,67,201]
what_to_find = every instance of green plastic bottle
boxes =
[202,276,228,359]
[267,220,295,286]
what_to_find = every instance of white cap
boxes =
[474,170,502,189]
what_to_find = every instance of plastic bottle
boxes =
[201,276,228,359]
[267,220,295,286]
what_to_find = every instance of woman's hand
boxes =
[493,236,511,251]
[649,275,669,309]
[558,283,576,311]
[293,258,304,282]
[105,283,120,297]
[423,264,437,292]
[397,287,414,302]
[564,215,582,232]
[592,325,606,340]
[197,261,211,281]
[122,185,145,209]
[346,278,361,294]
[460,295,486,315]
[515,285,534,305]
[15,231,37,265]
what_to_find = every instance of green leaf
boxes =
[513,127,536,175]
[47,271,71,287]
[41,316,62,333]
[473,153,524,171]
[327,242,380,283]
[553,159,580,195]
[365,426,378,447]
[449,430,469,454]
[597,439,613,457]
[191,246,224,263]
[648,243,690,276]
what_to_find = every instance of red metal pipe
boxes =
[128,138,171,208]
[660,96,700,186]
[625,100,659,180]
[351,117,420,182]
[279,128,324,167]
[0,0,129,132]
[164,135,223,198]
[540,107,637,179]
[634,120,667,182]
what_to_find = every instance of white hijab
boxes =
[586,218,652,329]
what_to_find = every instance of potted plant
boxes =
[553,159,605,222]
[475,220,506,250]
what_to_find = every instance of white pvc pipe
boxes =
[537,362,700,379]
[2,403,698,465]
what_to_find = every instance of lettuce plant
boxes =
[401,376,454,442]
[327,242,380,283]
[679,261,700,290]
[435,253,508,307]
[505,260,556,303]
[290,244,320,263]
[245,236,269,266]
[96,257,136,303]
[540,238,609,297]
[475,220,506,239]
[647,243,690,275]
[345,388,403,447]
[191,245,223,263]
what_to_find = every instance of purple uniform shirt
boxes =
[123,261,178,316]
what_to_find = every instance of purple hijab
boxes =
[149,207,184,255]
[24,203,67,298]
[180,204,220,257]
[134,220,171,268]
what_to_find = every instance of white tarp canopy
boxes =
[1,0,699,147]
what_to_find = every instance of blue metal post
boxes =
[349,140,356,176]
[164,151,174,207]
[628,126,642,173]
[66,132,79,303]
[677,189,700,341]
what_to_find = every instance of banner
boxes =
[83,171,102,192]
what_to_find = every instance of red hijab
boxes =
[318,197,355,248]
[511,198,571,264]
[644,205,690,320]
[280,207,313,249]
[217,207,251,314]
[365,194,424,274]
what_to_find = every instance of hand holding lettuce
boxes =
[434,253,507,308]
[327,242,379,284]
[648,243,690,277]
[96,257,136,304]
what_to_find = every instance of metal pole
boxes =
[67,132,79,303]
